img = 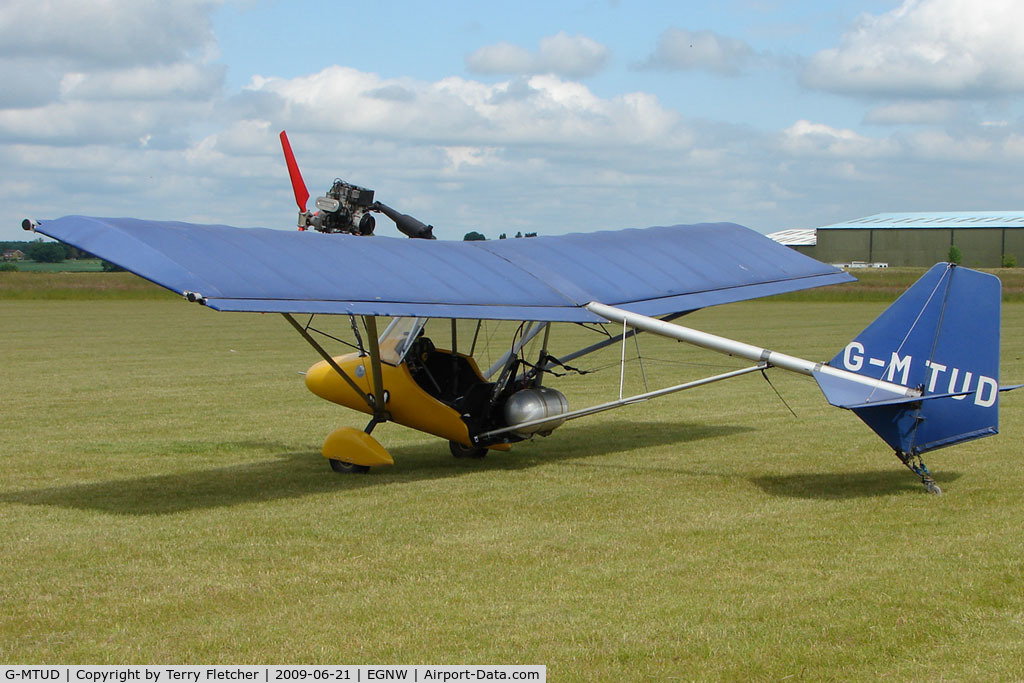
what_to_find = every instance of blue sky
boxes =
[4,0,1024,241]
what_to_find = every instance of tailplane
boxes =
[814,263,1015,491]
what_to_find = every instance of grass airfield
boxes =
[2,273,1024,678]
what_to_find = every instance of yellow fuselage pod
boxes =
[304,352,475,446]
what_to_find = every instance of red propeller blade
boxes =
[279,130,309,213]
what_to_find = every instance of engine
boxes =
[310,179,377,235]
[280,131,433,239]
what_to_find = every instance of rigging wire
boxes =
[760,368,798,418]
[302,314,364,353]
[633,322,649,393]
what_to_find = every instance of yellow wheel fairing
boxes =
[321,427,394,467]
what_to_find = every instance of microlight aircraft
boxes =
[23,132,1019,494]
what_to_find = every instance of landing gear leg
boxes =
[365,416,383,435]
[896,450,942,495]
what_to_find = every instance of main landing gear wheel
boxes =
[449,441,487,459]
[328,459,370,474]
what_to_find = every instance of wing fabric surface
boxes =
[35,216,853,322]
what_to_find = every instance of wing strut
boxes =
[282,313,374,409]
[361,316,391,430]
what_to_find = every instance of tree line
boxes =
[1,239,96,263]
[463,231,538,241]
[1,239,124,271]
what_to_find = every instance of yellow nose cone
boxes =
[304,359,334,401]
[303,354,371,413]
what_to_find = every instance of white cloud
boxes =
[466,43,535,75]
[863,100,964,125]
[803,0,1024,97]
[638,28,758,76]
[441,146,501,173]
[3,57,696,239]
[0,0,223,149]
[0,0,218,67]
[1002,134,1024,159]
[465,32,610,78]
[59,63,225,101]
[906,129,994,161]
[5,1,1024,244]
[245,67,684,149]
[0,99,209,146]
[780,120,897,158]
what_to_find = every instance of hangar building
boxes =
[764,228,816,258]
[807,212,1024,268]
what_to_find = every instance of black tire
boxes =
[449,441,487,459]
[328,459,370,474]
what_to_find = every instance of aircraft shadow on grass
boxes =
[751,470,963,499]
[1,419,751,516]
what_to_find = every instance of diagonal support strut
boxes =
[281,312,375,409]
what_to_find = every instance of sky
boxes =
[4,0,1024,242]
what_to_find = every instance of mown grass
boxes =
[1,287,1023,677]
[11,259,106,273]
[776,267,1024,302]
[0,271,172,300]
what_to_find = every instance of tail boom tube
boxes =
[584,301,919,402]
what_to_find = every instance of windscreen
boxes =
[378,317,427,365]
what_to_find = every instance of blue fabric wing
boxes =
[34,216,853,321]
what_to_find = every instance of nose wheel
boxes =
[328,459,370,474]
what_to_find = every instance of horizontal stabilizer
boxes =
[813,370,909,409]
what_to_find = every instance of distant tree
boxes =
[26,240,66,263]
[0,262,18,272]
[101,260,125,272]
[0,240,32,254]
[947,245,963,265]
[499,233,507,239]
[515,231,523,238]
[524,232,538,238]
[1003,253,1017,268]
[66,245,94,260]
[463,231,486,241]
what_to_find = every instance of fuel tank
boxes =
[503,386,569,438]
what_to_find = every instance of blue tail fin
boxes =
[816,263,1004,455]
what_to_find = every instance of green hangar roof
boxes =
[818,211,1024,230]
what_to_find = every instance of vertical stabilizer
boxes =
[817,263,1002,456]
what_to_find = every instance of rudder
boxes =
[818,263,1003,456]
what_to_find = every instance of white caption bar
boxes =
[1,667,545,683]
